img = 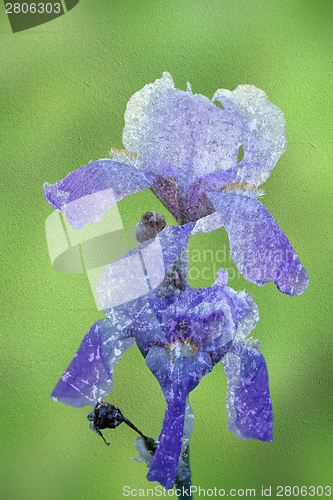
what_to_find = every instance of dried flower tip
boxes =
[87,401,125,445]
[87,400,148,446]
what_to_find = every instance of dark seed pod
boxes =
[134,212,167,243]
[87,401,125,446]
[87,400,148,446]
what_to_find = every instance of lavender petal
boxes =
[123,72,243,192]
[213,85,286,186]
[145,347,212,489]
[51,319,135,408]
[207,192,309,296]
[222,340,273,441]
[43,159,157,229]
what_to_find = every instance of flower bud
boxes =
[134,212,167,243]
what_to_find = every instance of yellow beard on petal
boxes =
[246,336,262,350]
[109,147,138,158]
[221,182,265,198]
[109,148,139,167]
[164,339,198,364]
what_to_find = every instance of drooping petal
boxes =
[51,319,136,408]
[95,223,194,311]
[145,347,212,489]
[43,159,157,229]
[207,192,309,296]
[213,85,286,186]
[123,72,243,193]
[132,399,194,485]
[222,340,273,441]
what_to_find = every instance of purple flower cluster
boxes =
[44,73,308,490]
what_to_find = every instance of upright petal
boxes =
[222,340,273,441]
[123,72,243,192]
[213,85,286,186]
[43,159,157,229]
[207,192,309,296]
[51,319,136,408]
[123,72,175,154]
[145,347,212,489]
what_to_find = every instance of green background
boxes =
[0,0,332,498]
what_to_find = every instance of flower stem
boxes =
[158,239,190,296]
[123,417,148,440]
[175,443,193,500]
[136,211,194,495]
[163,240,193,499]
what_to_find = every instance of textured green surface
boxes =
[0,0,332,498]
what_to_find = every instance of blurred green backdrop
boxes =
[0,0,332,499]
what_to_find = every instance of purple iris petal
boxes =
[130,296,166,357]
[222,340,273,441]
[152,284,213,317]
[213,85,286,186]
[43,159,157,229]
[133,282,258,356]
[202,286,259,355]
[51,319,135,408]
[132,399,193,483]
[207,192,309,296]
[145,347,212,489]
[128,280,259,488]
[126,285,223,358]
[123,73,243,195]
[195,166,240,192]
[96,223,195,311]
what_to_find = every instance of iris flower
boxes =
[51,268,272,489]
[44,73,307,491]
[44,72,309,296]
